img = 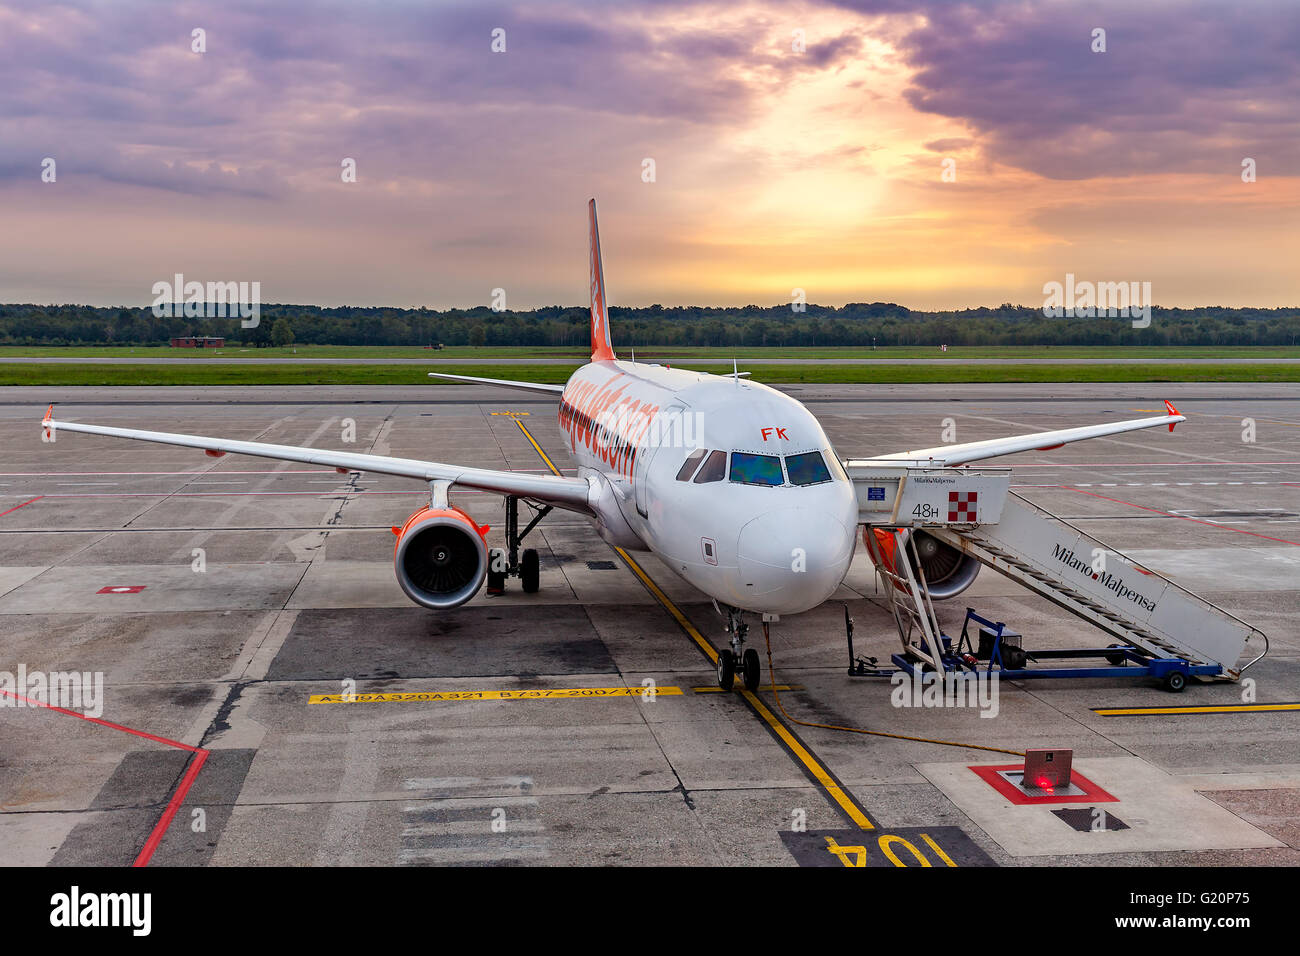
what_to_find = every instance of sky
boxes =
[1,0,1296,310]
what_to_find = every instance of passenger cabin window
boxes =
[693,450,727,483]
[729,452,783,487]
[785,451,832,486]
[675,448,707,481]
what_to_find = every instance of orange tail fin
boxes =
[588,199,616,362]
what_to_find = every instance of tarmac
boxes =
[0,381,1296,866]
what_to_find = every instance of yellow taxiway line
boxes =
[616,542,876,832]
[1095,702,1300,717]
[310,686,683,704]
[511,416,876,831]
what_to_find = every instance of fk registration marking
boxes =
[309,686,683,704]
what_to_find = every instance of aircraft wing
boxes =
[428,372,565,394]
[40,406,593,513]
[866,400,1186,468]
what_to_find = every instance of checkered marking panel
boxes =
[948,490,978,522]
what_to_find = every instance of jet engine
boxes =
[865,528,980,600]
[392,506,489,609]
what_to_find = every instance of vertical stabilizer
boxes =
[588,199,616,362]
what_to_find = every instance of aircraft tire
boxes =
[717,650,735,691]
[742,649,760,692]
[521,548,540,593]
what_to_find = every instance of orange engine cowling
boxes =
[392,506,490,609]
[866,527,980,601]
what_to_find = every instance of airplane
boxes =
[41,199,1186,692]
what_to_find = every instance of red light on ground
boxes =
[970,764,1117,805]
[1037,778,1053,789]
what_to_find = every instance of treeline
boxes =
[1,302,1297,348]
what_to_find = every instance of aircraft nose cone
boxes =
[736,508,854,613]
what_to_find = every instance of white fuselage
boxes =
[558,360,858,615]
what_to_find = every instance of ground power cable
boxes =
[761,622,1025,757]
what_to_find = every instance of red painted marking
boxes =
[0,496,42,517]
[0,687,208,866]
[0,688,198,749]
[970,763,1118,805]
[98,585,146,594]
[132,748,209,867]
[1064,486,1300,547]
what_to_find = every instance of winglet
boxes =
[1164,399,1182,431]
[588,199,616,362]
[42,403,53,425]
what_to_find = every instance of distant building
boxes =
[169,336,225,348]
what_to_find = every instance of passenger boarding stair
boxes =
[929,493,1267,679]
[863,531,946,672]
[848,460,1268,682]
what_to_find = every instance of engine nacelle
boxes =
[865,528,980,600]
[393,506,489,609]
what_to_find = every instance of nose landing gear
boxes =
[716,607,762,692]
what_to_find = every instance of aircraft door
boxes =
[635,403,685,518]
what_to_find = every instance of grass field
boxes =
[4,362,1299,386]
[3,344,1300,361]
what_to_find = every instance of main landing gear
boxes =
[486,495,551,595]
[716,606,761,693]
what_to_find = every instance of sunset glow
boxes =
[1,1,1295,310]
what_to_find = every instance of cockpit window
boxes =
[729,452,783,486]
[693,450,727,483]
[785,451,832,486]
[675,448,707,481]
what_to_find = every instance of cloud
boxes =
[0,0,870,200]
[0,0,1294,309]
[923,137,973,152]
[858,0,1300,179]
